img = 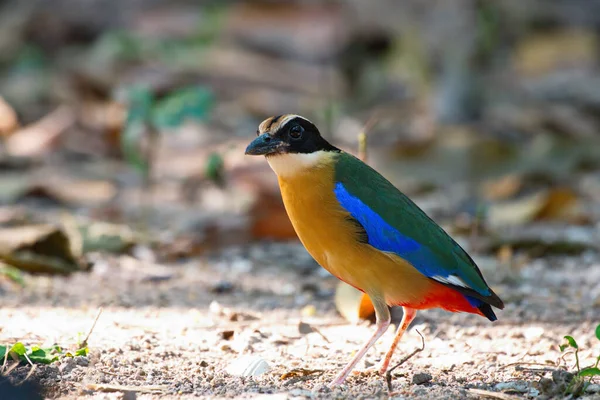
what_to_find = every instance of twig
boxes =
[357,131,367,162]
[1,343,9,374]
[357,113,384,163]
[281,368,325,385]
[99,368,122,377]
[310,326,330,344]
[21,352,34,367]
[86,383,167,393]
[468,388,521,400]
[516,367,561,374]
[386,329,425,392]
[81,307,103,349]
[499,361,559,370]
[3,362,19,376]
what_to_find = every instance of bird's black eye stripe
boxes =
[289,124,303,139]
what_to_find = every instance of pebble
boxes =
[587,384,600,393]
[523,326,544,339]
[289,388,313,398]
[412,373,432,385]
[494,381,530,393]
[58,357,76,374]
[225,355,270,377]
[74,356,89,367]
[211,280,234,294]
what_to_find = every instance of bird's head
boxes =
[245,114,339,176]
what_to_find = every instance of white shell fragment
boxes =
[226,355,270,377]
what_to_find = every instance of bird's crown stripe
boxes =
[259,114,312,135]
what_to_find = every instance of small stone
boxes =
[58,357,77,374]
[538,377,555,393]
[209,301,223,315]
[230,258,253,273]
[289,388,313,398]
[211,280,234,294]
[523,326,544,339]
[495,381,530,393]
[279,283,296,296]
[225,355,270,377]
[552,370,574,385]
[312,384,331,394]
[412,373,432,385]
[122,391,137,400]
[586,384,600,393]
[74,356,89,367]
[220,330,235,340]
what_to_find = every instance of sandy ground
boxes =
[1,242,600,399]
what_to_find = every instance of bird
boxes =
[245,114,504,386]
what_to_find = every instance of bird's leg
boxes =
[329,297,390,387]
[378,306,417,375]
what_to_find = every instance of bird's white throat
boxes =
[266,151,330,177]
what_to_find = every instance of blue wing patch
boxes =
[333,182,489,305]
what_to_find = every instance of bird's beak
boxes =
[245,133,287,156]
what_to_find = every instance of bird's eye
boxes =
[256,130,260,136]
[289,125,303,139]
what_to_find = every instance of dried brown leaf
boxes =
[334,281,375,324]
[0,225,82,275]
[280,368,324,380]
[6,107,74,157]
[0,96,19,136]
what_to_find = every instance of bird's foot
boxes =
[328,370,345,387]
[328,378,345,388]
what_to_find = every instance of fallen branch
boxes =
[81,307,103,349]
[500,361,558,370]
[1,343,8,374]
[468,388,521,400]
[86,383,167,394]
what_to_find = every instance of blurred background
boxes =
[1,0,600,398]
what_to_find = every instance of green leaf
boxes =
[0,343,65,365]
[122,86,154,173]
[205,152,224,185]
[578,367,600,377]
[10,342,26,356]
[559,344,569,352]
[564,335,579,349]
[595,323,600,341]
[0,265,25,286]
[151,87,214,129]
[28,346,60,364]
[75,347,89,357]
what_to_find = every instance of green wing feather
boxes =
[333,152,503,308]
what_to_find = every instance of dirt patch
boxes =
[1,243,599,399]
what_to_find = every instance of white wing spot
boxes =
[431,274,470,288]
